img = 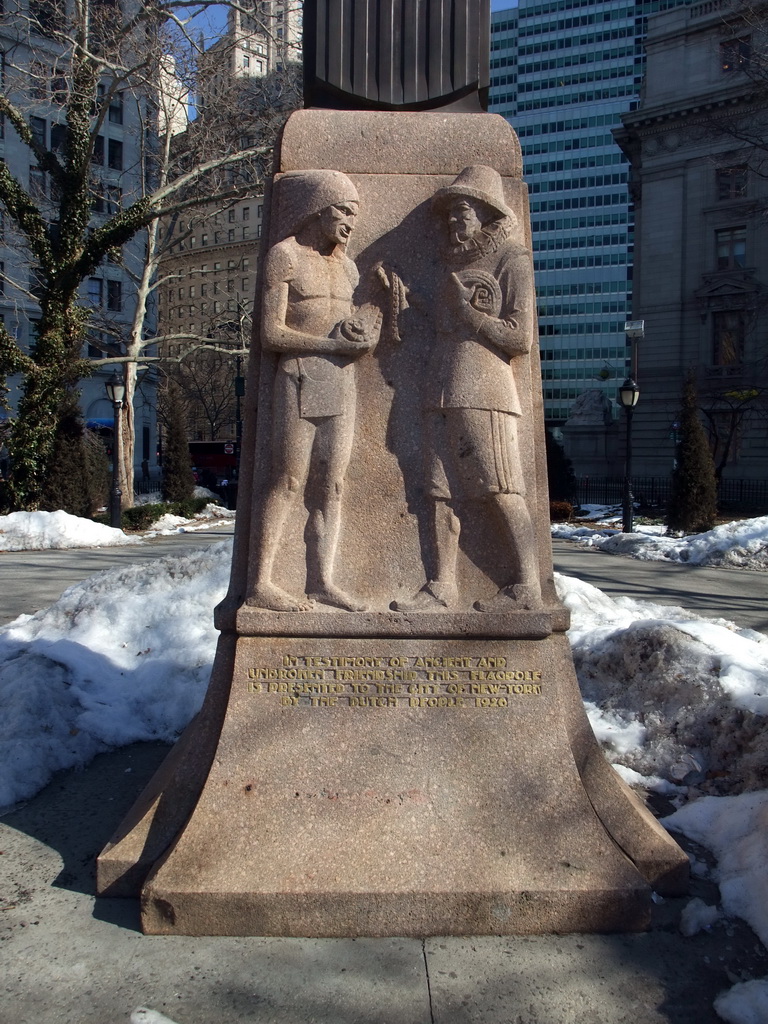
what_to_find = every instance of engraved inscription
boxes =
[246,654,542,708]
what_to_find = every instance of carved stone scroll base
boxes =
[97,110,688,934]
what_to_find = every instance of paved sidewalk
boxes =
[2,741,767,1024]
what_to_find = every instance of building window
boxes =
[108,92,123,124]
[228,209,235,222]
[721,37,750,72]
[107,279,122,311]
[92,135,105,165]
[712,310,745,365]
[0,261,4,295]
[107,139,123,170]
[228,229,235,241]
[52,76,67,104]
[30,116,46,148]
[201,233,208,246]
[243,54,250,68]
[50,123,68,156]
[88,278,103,306]
[242,206,250,221]
[716,227,746,269]
[717,165,748,200]
[29,62,48,98]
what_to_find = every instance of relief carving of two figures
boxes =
[248,165,542,614]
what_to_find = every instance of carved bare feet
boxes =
[309,584,368,612]
[247,582,315,612]
[391,580,458,612]
[473,583,541,613]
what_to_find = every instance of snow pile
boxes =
[665,791,768,949]
[552,515,768,570]
[679,897,721,937]
[0,509,141,551]
[0,542,231,808]
[714,980,768,1024]
[146,502,235,535]
[558,573,768,793]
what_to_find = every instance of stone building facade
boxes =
[157,200,263,440]
[616,0,768,482]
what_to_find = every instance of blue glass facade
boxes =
[490,2,678,423]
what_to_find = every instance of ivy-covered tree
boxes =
[0,0,295,510]
[666,372,719,535]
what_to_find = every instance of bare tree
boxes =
[0,0,299,509]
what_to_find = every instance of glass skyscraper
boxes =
[490,1,685,425]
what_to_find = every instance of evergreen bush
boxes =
[545,428,577,502]
[39,401,109,517]
[160,380,195,502]
[666,372,718,535]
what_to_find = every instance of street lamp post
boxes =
[620,320,644,534]
[105,370,126,529]
[618,376,640,533]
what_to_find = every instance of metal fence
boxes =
[575,476,768,513]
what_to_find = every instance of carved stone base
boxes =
[99,633,687,936]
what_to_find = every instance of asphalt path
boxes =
[0,526,765,633]
[551,539,768,634]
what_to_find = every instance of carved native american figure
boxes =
[248,170,382,613]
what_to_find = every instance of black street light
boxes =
[105,370,126,529]
[618,376,640,533]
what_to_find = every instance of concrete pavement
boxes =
[2,530,768,1023]
[3,740,767,1024]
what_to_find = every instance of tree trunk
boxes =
[118,361,137,508]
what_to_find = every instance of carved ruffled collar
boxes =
[446,218,512,265]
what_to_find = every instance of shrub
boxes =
[550,500,574,522]
[666,372,718,535]
[545,429,577,502]
[39,403,109,517]
[119,496,211,532]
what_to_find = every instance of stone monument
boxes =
[97,0,688,935]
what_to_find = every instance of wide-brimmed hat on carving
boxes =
[432,165,513,221]
[279,169,360,235]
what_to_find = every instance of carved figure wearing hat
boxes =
[248,169,381,612]
[394,164,541,612]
